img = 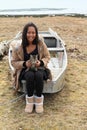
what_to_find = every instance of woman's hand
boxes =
[26,60,32,68]
[35,60,40,67]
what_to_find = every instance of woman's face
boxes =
[27,26,36,43]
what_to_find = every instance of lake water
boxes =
[0,8,87,16]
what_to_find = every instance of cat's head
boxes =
[30,54,38,60]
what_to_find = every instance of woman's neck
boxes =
[26,44,36,54]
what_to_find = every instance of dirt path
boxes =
[0,16,87,130]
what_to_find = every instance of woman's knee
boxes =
[35,71,43,80]
[24,71,34,80]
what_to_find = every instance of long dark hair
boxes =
[22,22,39,49]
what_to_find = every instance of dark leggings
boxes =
[24,70,44,97]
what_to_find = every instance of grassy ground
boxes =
[0,16,87,130]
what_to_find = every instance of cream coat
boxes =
[11,40,51,91]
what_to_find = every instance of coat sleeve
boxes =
[11,45,24,70]
[41,42,50,67]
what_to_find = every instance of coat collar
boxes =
[16,40,44,60]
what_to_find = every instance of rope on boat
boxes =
[0,93,25,106]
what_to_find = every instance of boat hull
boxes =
[9,28,67,93]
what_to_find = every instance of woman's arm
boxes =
[41,42,50,67]
[11,46,24,70]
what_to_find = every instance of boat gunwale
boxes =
[8,28,67,93]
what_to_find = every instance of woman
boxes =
[11,22,51,113]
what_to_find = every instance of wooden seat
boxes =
[48,48,64,52]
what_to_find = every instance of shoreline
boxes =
[0,13,87,18]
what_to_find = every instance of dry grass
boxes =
[0,16,87,130]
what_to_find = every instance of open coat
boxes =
[11,39,51,92]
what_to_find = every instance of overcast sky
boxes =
[0,0,87,10]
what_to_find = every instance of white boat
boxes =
[9,28,67,93]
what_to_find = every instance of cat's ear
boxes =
[36,54,38,58]
[30,55,33,58]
